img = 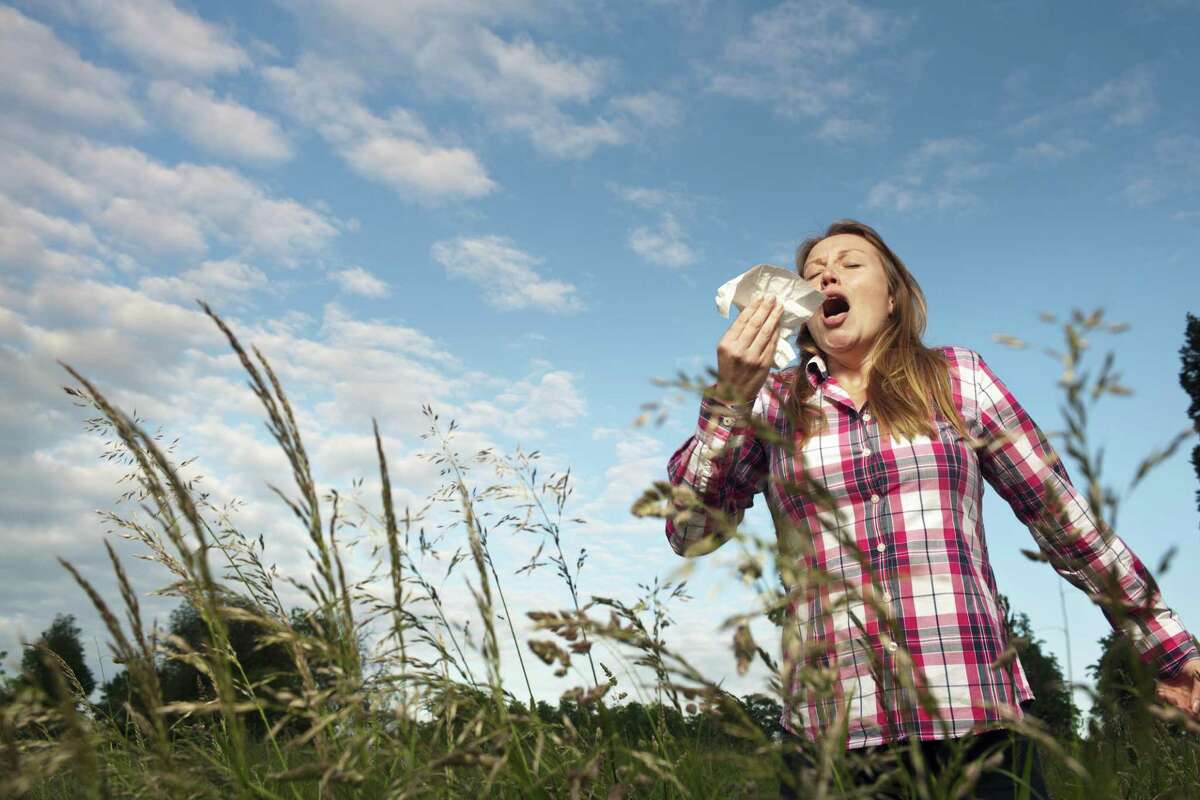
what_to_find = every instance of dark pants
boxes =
[779,726,1051,799]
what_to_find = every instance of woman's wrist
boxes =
[703,384,755,420]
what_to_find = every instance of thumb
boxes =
[1190,671,1200,717]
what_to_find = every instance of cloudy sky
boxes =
[2,0,1199,715]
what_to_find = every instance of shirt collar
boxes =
[804,353,829,388]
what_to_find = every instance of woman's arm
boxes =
[965,348,1199,686]
[664,295,782,557]
[664,389,770,557]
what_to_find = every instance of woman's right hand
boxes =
[715,295,784,406]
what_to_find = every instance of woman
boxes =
[664,219,1200,798]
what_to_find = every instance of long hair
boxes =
[783,219,969,443]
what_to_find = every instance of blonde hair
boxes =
[783,219,969,443]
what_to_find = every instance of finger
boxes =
[738,296,777,346]
[1157,682,1189,713]
[729,296,764,336]
[761,321,783,365]
[748,302,784,361]
[1190,673,1200,717]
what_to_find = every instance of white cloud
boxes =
[865,137,993,214]
[0,123,341,266]
[98,195,208,256]
[50,0,250,76]
[330,266,390,298]
[814,115,885,144]
[609,91,684,129]
[343,134,496,198]
[1014,135,1092,164]
[575,429,672,538]
[451,368,588,441]
[0,192,107,275]
[706,0,912,140]
[0,270,588,553]
[0,144,97,209]
[0,7,144,130]
[1007,65,1157,138]
[449,28,629,157]
[1121,177,1162,207]
[497,107,625,159]
[148,81,293,165]
[138,260,269,306]
[474,29,606,104]
[629,213,698,268]
[1119,133,1200,208]
[278,1,642,159]
[318,303,451,363]
[613,185,691,211]
[1082,66,1156,127]
[3,279,230,404]
[265,57,496,201]
[431,235,585,314]
[613,184,700,268]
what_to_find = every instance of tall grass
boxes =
[1,304,1196,798]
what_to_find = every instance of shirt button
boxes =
[886,641,898,652]
[863,412,871,421]
[876,542,886,553]
[883,591,892,603]
[720,416,734,426]
[870,494,880,504]
[862,448,872,458]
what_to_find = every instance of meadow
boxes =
[2,304,1198,799]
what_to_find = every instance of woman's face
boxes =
[800,233,895,363]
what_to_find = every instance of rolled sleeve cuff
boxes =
[699,395,755,429]
[1133,613,1199,679]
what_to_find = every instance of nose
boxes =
[819,270,840,290]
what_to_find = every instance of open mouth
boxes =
[821,295,850,320]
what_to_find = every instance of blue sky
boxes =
[2,0,1199,718]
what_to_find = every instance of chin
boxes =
[821,333,856,351]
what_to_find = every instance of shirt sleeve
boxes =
[664,390,770,557]
[967,348,1198,678]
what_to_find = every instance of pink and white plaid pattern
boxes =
[665,345,1197,748]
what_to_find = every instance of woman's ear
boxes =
[888,295,895,316]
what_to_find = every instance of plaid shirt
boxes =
[665,345,1197,748]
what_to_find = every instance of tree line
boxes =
[0,589,1166,749]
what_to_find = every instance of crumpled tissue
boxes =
[715,264,826,369]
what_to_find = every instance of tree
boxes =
[162,596,330,732]
[98,595,344,737]
[0,649,13,706]
[740,693,785,741]
[97,668,142,731]
[1179,312,1200,520]
[1084,629,1155,743]
[997,594,1079,741]
[21,614,96,702]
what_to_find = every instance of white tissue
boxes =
[715,263,827,368]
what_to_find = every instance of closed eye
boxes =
[803,263,860,279]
